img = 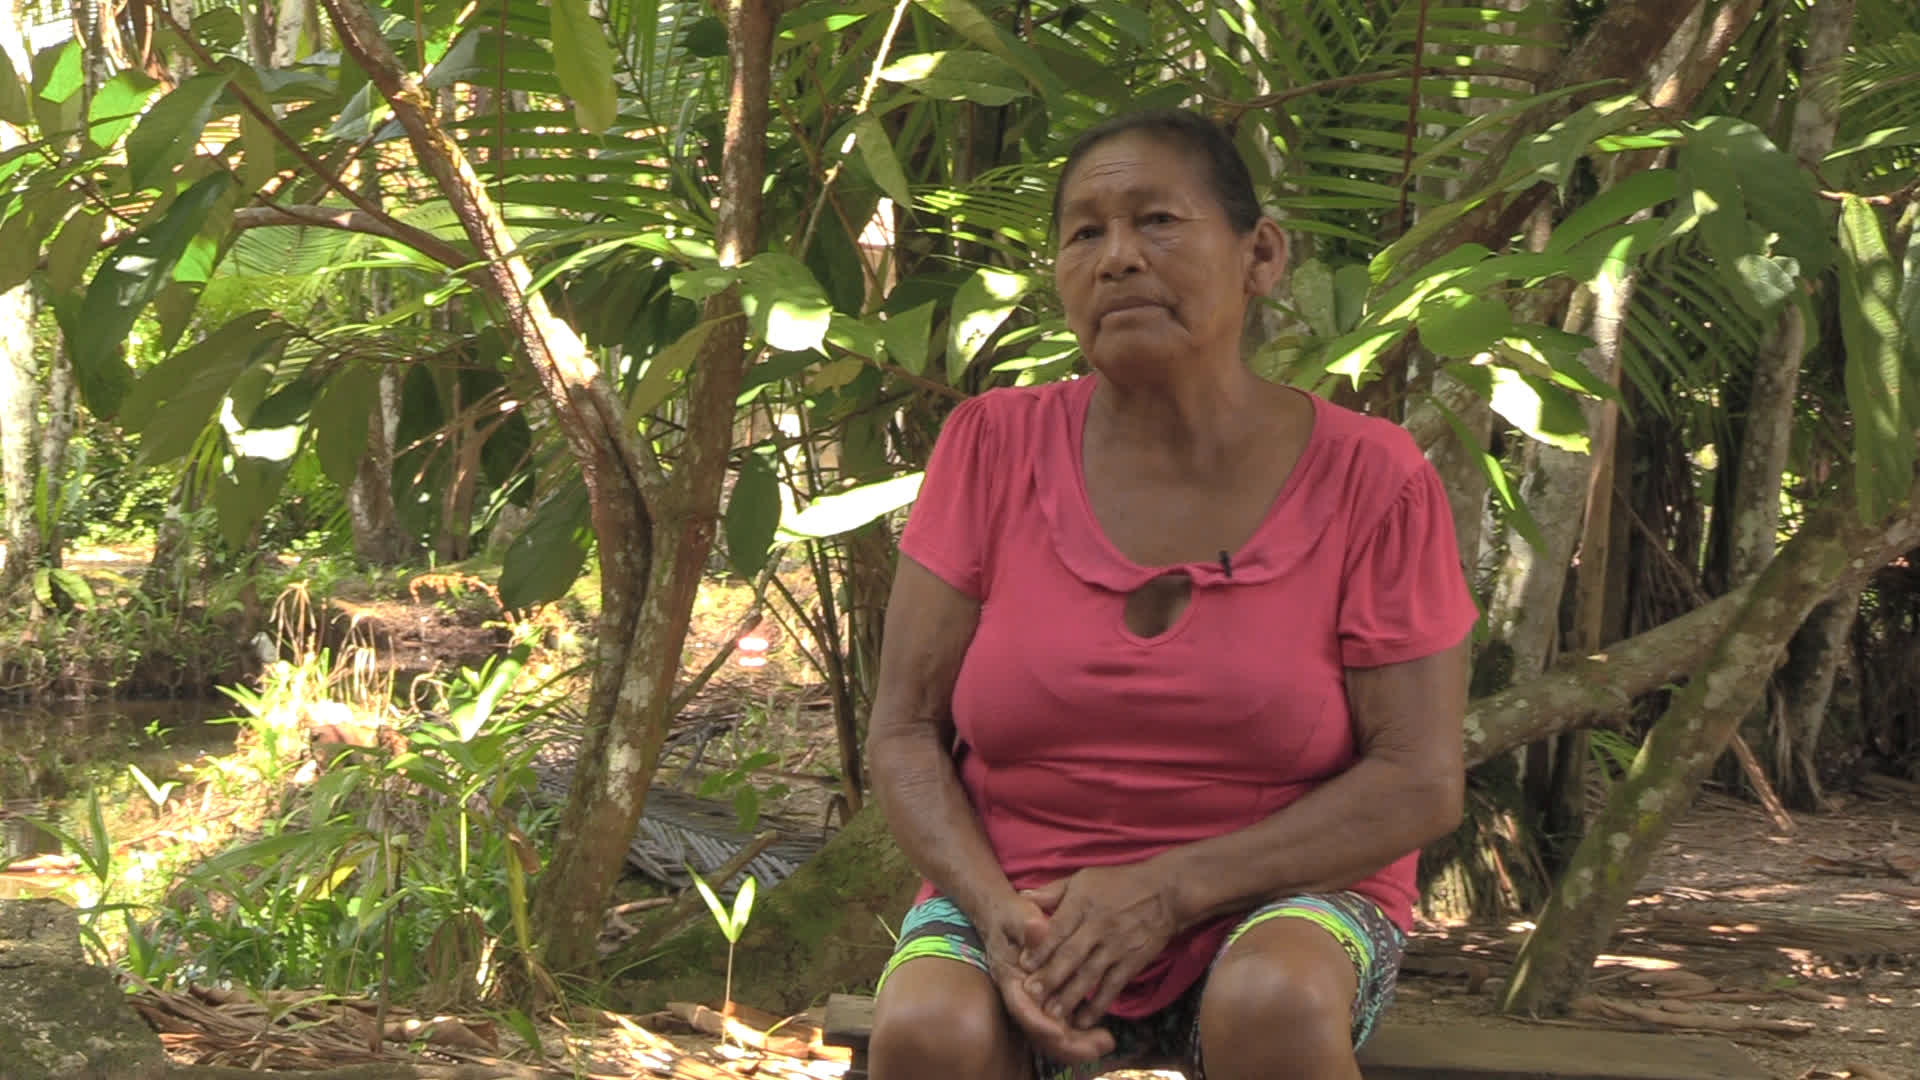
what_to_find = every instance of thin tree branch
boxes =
[152,4,472,271]
[231,204,416,243]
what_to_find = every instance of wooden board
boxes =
[1355,1022,1768,1080]
[823,994,1767,1080]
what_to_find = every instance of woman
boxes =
[866,109,1475,1080]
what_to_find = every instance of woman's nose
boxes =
[1095,223,1143,278]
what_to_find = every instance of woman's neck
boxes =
[1087,363,1274,470]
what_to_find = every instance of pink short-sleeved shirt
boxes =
[897,375,1476,1019]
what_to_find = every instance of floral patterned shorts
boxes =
[877,890,1405,1080]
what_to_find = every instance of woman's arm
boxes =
[1152,636,1470,926]
[866,555,1012,921]
[870,555,1118,1062]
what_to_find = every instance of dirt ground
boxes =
[1382,785,1920,1080]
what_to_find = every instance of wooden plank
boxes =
[1355,1023,1768,1080]
[821,994,1766,1080]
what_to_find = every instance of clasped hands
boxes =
[983,861,1180,1065]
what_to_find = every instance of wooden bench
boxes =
[820,994,1768,1079]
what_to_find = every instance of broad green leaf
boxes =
[1323,323,1409,385]
[33,40,82,103]
[126,73,231,192]
[122,311,284,463]
[780,472,924,541]
[1684,117,1835,278]
[1433,384,1545,553]
[0,211,33,294]
[915,0,1064,102]
[671,266,740,302]
[1292,259,1336,338]
[852,113,912,206]
[1546,169,1678,255]
[947,268,1032,382]
[309,364,376,487]
[86,70,158,148]
[0,39,27,126]
[725,451,782,579]
[632,318,722,420]
[1416,292,1512,358]
[1835,196,1913,522]
[1516,94,1645,191]
[808,355,865,392]
[739,253,832,353]
[1824,125,1920,165]
[550,0,618,133]
[68,174,233,419]
[499,479,591,610]
[43,209,102,298]
[212,452,289,549]
[1332,265,1371,334]
[877,49,1028,106]
[241,109,278,191]
[46,568,93,608]
[882,301,937,376]
[1488,367,1589,453]
[1729,254,1799,315]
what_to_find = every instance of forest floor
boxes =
[21,554,1917,1079]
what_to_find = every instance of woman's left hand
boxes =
[1018,862,1180,1029]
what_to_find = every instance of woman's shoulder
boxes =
[938,378,1085,450]
[1300,391,1430,481]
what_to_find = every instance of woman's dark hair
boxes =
[1051,109,1262,237]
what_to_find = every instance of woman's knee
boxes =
[1199,922,1357,1048]
[869,960,1026,1079]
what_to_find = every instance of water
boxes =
[0,698,236,898]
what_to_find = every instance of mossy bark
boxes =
[614,802,919,1014]
[1501,492,1920,1015]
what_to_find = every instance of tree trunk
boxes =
[1776,584,1861,809]
[142,476,193,602]
[37,340,74,568]
[1501,483,1920,1016]
[349,367,408,565]
[1727,0,1853,800]
[0,280,36,593]
[271,0,311,67]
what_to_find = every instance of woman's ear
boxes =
[1244,218,1288,296]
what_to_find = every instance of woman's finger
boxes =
[999,964,1114,1064]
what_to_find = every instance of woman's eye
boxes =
[1143,212,1177,226]
[1069,225,1099,243]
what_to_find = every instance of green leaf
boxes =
[86,70,158,148]
[852,113,912,206]
[739,253,832,353]
[780,472,924,541]
[915,0,1064,102]
[877,49,1028,105]
[631,318,721,420]
[947,268,1032,382]
[44,209,103,298]
[550,0,618,133]
[1323,323,1409,385]
[70,174,234,420]
[310,362,378,486]
[1488,366,1589,453]
[498,479,591,610]
[241,109,278,192]
[1516,94,1645,191]
[212,453,289,549]
[0,38,28,126]
[1416,292,1512,358]
[1292,259,1336,338]
[33,40,82,103]
[1835,196,1913,522]
[725,451,782,578]
[1684,117,1835,278]
[1729,253,1799,316]
[1546,169,1679,255]
[687,866,737,941]
[1331,265,1370,334]
[730,873,757,935]
[126,73,231,193]
[882,301,936,376]
[46,567,93,608]
[1433,385,1545,553]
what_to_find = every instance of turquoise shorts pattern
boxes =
[877,890,1405,1080]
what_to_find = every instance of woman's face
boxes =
[1053,132,1280,378]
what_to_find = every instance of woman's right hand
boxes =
[983,890,1116,1065]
